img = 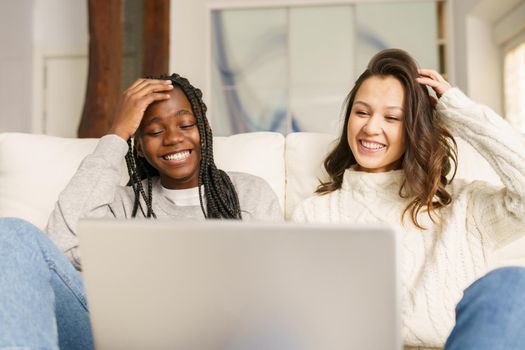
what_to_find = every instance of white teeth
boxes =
[361,141,385,150]
[164,150,190,161]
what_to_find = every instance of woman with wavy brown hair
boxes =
[293,48,525,350]
[316,49,457,230]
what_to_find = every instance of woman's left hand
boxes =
[416,69,451,98]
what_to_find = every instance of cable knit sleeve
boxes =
[45,135,130,269]
[291,196,321,223]
[291,201,308,223]
[436,88,525,248]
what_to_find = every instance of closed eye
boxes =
[180,123,196,130]
[356,111,369,116]
[146,130,163,136]
[385,116,401,121]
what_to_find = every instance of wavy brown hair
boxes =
[317,49,458,229]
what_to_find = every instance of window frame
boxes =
[501,29,525,131]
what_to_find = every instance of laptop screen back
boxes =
[78,219,401,350]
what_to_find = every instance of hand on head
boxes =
[109,79,174,141]
[416,69,451,107]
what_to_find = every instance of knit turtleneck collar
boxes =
[341,166,405,195]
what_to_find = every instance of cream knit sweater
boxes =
[292,88,525,349]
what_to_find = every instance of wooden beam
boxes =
[143,0,170,77]
[78,0,122,138]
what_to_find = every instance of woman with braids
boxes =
[293,49,525,350]
[46,73,281,271]
[0,73,280,349]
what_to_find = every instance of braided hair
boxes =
[124,73,242,219]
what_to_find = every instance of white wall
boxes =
[447,0,479,91]
[0,0,34,133]
[0,0,88,134]
[466,15,501,114]
[32,0,88,135]
[1,0,521,134]
[449,0,525,115]
[493,1,525,45]
[171,0,210,96]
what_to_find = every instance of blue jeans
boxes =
[445,266,525,349]
[0,217,93,350]
[0,217,524,349]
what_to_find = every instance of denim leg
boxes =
[445,266,525,350]
[0,217,93,350]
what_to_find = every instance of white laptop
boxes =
[78,219,401,350]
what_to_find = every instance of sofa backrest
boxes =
[0,131,502,229]
[283,132,502,218]
[284,132,335,218]
[0,132,285,229]
[0,133,100,230]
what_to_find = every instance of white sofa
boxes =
[0,131,524,268]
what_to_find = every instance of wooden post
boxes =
[78,0,122,138]
[143,0,170,77]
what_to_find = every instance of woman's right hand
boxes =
[108,79,174,140]
[416,69,451,96]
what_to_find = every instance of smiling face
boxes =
[136,87,201,189]
[347,75,406,173]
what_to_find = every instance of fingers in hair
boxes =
[418,69,447,83]
[126,80,174,99]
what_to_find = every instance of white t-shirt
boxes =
[160,186,203,207]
